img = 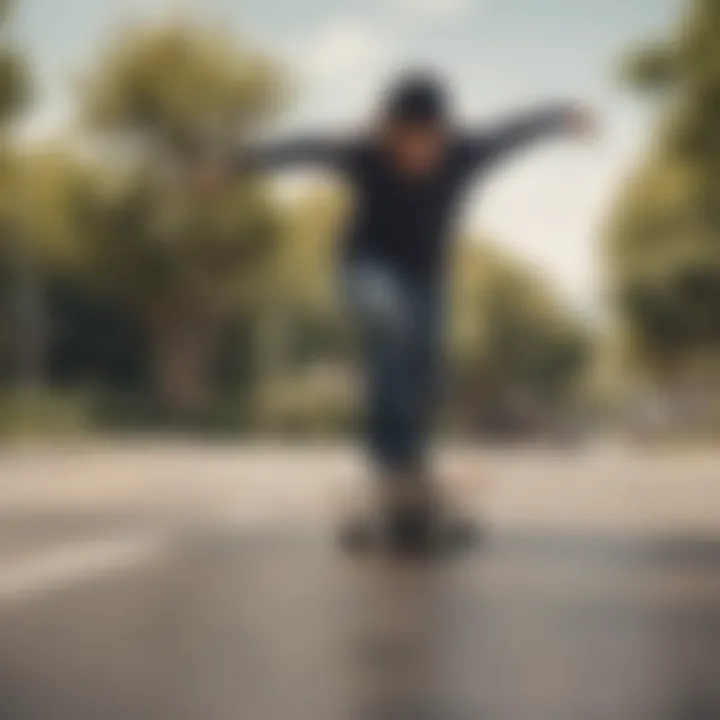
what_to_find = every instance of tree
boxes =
[0,0,31,387]
[259,188,350,376]
[251,187,590,437]
[75,20,284,421]
[610,0,720,388]
[451,239,590,435]
[10,148,143,394]
[82,21,282,158]
[0,0,28,125]
[82,162,277,419]
[250,188,359,434]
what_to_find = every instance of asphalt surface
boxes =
[1,443,720,720]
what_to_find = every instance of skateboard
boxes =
[337,479,484,557]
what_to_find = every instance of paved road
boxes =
[1,442,720,720]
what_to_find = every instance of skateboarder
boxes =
[196,72,596,549]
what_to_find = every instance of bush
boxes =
[254,364,359,437]
[0,388,92,438]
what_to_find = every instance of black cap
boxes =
[383,71,450,126]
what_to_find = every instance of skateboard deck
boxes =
[336,480,484,557]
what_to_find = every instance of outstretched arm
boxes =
[463,104,596,166]
[191,135,354,193]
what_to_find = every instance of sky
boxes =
[13,0,682,314]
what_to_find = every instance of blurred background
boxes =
[1,0,712,441]
[3,2,720,719]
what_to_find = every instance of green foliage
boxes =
[0,46,28,122]
[261,188,350,372]
[622,42,678,92]
[0,17,288,424]
[255,366,357,437]
[2,7,594,435]
[248,188,353,435]
[77,165,277,317]
[19,147,97,271]
[0,389,92,438]
[253,188,590,436]
[610,0,720,378]
[0,0,30,262]
[68,20,287,421]
[0,0,29,124]
[451,240,590,432]
[0,1,32,390]
[82,21,283,155]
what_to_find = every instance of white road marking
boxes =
[0,534,168,606]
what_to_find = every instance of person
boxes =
[197,71,596,549]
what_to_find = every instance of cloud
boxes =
[298,19,391,85]
[397,0,474,19]
[278,17,397,126]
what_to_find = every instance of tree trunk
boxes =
[149,311,221,423]
[9,228,47,402]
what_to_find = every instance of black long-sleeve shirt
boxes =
[238,106,574,280]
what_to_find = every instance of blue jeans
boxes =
[343,260,444,475]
